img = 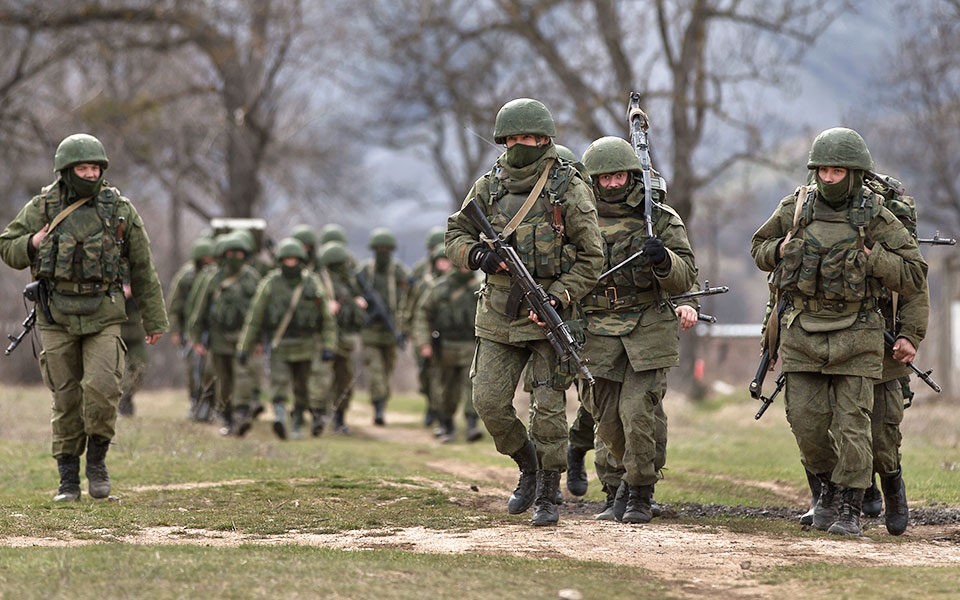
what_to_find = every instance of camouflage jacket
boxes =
[166,260,197,337]
[445,148,603,344]
[0,179,167,337]
[751,186,927,377]
[187,262,262,355]
[580,187,698,377]
[413,271,480,367]
[237,268,336,362]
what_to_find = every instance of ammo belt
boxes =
[785,294,878,315]
[52,280,116,295]
[581,286,659,310]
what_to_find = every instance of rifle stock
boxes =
[463,199,594,385]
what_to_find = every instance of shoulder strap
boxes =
[271,273,307,349]
[47,196,91,234]
[501,158,555,239]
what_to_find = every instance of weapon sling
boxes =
[270,273,307,350]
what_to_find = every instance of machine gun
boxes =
[463,199,594,385]
[4,281,47,356]
[356,269,406,349]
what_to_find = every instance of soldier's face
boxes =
[817,166,848,184]
[281,257,300,267]
[505,134,548,148]
[598,171,629,189]
[73,163,101,180]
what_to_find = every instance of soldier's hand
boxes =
[778,233,793,258]
[469,245,506,275]
[892,337,917,364]
[354,296,368,310]
[31,224,49,250]
[675,305,698,331]
[193,343,207,357]
[145,333,162,345]
[642,237,667,267]
[420,345,433,359]
[528,295,562,327]
[328,299,341,315]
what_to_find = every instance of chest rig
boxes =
[34,185,123,295]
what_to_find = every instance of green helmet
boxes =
[54,133,109,172]
[215,233,247,257]
[291,224,318,249]
[190,237,215,261]
[235,228,258,254]
[493,98,557,144]
[318,241,349,266]
[426,225,445,250]
[275,237,308,261]
[369,227,396,249]
[807,127,874,171]
[581,136,642,176]
[430,243,447,261]
[555,144,578,162]
[319,223,347,245]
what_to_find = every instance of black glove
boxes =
[547,294,564,313]
[642,237,668,267]
[236,351,248,367]
[321,349,336,362]
[469,244,502,275]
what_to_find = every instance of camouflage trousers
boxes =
[363,342,397,402]
[120,336,148,405]
[269,353,312,410]
[211,352,254,412]
[871,378,905,477]
[583,369,667,487]
[39,324,124,457]
[471,338,568,471]
[418,355,440,414]
[307,353,333,414]
[785,372,874,489]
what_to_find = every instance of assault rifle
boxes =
[749,291,788,402]
[356,269,406,349]
[884,330,941,394]
[917,232,957,246]
[5,281,47,356]
[754,371,784,420]
[463,199,594,385]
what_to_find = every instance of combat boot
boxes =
[811,473,839,531]
[85,435,111,499]
[828,487,864,536]
[217,406,234,436]
[799,469,822,526]
[531,470,561,526]
[52,455,81,502]
[595,482,628,521]
[290,406,305,440]
[423,407,436,427]
[862,473,883,518]
[565,444,588,497]
[622,484,655,524]
[465,414,483,442]
[231,405,252,437]
[372,398,386,426]
[272,402,288,440]
[507,440,538,514]
[650,484,662,518]
[310,408,326,437]
[879,467,909,536]
[333,408,350,434]
[438,417,455,444]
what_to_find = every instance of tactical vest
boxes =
[431,277,479,342]
[264,273,325,339]
[34,185,123,295]
[598,199,661,292]
[777,190,880,306]
[206,266,259,332]
[486,160,578,280]
[361,260,399,313]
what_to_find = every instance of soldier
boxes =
[412,245,484,443]
[358,227,409,426]
[290,223,329,435]
[118,283,147,417]
[0,133,167,501]
[316,241,368,434]
[576,136,698,524]
[237,238,336,439]
[445,98,603,526]
[751,127,927,536]
[167,236,216,418]
[187,232,262,436]
[291,224,320,270]
[402,225,447,428]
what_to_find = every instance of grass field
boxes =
[0,384,958,599]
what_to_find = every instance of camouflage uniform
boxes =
[118,291,147,416]
[0,133,167,501]
[578,136,698,523]
[316,241,367,433]
[413,264,483,442]
[446,98,603,525]
[187,234,262,433]
[751,128,927,535]
[238,238,336,439]
[358,228,409,425]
